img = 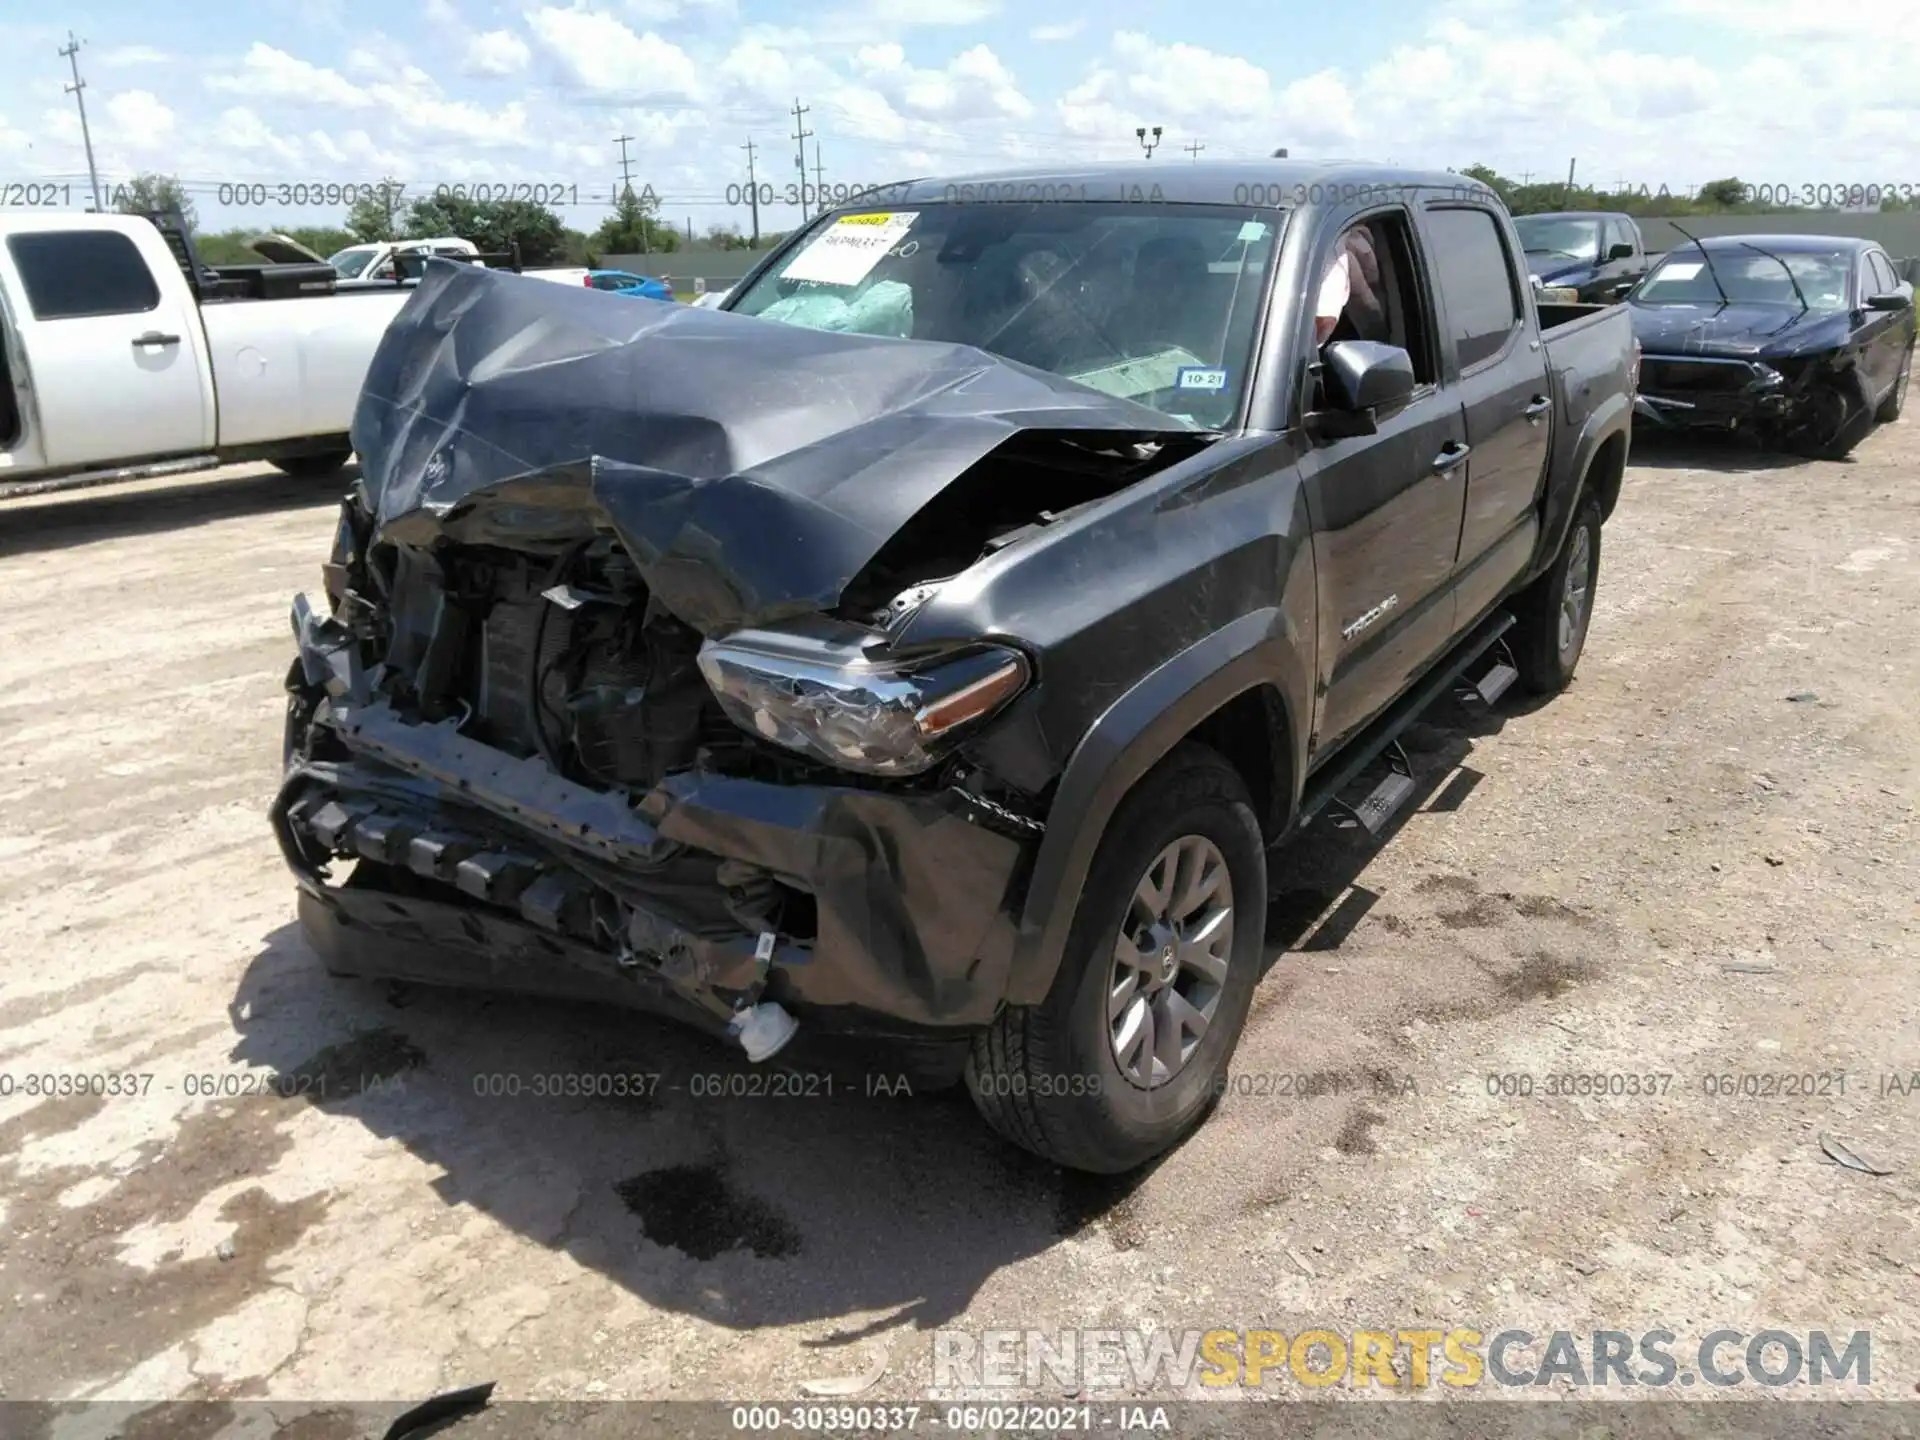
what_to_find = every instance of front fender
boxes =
[1003,607,1309,1006]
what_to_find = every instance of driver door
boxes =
[1298,209,1468,758]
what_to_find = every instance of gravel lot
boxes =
[1,422,1915,1416]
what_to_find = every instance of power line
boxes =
[59,32,102,212]
[790,98,813,222]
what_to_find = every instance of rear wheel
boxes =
[1875,343,1912,424]
[1511,494,1600,695]
[273,450,352,478]
[967,743,1267,1173]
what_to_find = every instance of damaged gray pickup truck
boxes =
[276,162,1635,1172]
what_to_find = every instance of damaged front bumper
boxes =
[275,598,1032,1052]
[1632,355,1795,430]
[1632,352,1871,441]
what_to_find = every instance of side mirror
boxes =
[1866,291,1912,311]
[1607,242,1636,261]
[1324,340,1416,412]
[1309,342,1417,439]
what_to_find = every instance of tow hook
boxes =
[727,929,798,1061]
[729,1001,799,1062]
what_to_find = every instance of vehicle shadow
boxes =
[0,463,354,560]
[1259,685,1535,970]
[1627,429,1809,473]
[222,685,1529,1352]
[229,920,1103,1351]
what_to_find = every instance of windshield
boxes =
[1635,249,1851,308]
[329,248,376,279]
[1513,217,1601,262]
[728,201,1282,428]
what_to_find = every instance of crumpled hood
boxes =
[350,259,1199,634]
[1629,300,1851,359]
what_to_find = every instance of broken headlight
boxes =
[698,630,1030,777]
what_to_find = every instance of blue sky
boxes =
[2,0,1915,235]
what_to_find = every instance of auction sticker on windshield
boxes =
[783,212,918,287]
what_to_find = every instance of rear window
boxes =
[7,230,161,320]
[1424,207,1521,369]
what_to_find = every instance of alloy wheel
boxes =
[1559,522,1593,659]
[1107,835,1234,1089]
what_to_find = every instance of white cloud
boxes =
[525,8,701,98]
[1110,32,1272,119]
[213,107,305,165]
[425,0,461,23]
[851,41,1034,122]
[0,113,34,161]
[103,90,177,149]
[206,44,373,110]
[465,30,532,76]
[99,45,170,67]
[846,0,1000,27]
[1029,19,1083,41]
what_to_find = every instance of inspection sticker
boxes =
[783,211,918,286]
[1176,366,1230,392]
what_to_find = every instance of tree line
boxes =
[1458,165,1920,216]
[109,172,789,270]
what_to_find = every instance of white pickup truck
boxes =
[0,212,417,497]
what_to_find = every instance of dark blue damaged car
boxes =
[1627,232,1916,458]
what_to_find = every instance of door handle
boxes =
[1431,442,1471,472]
[132,331,181,347]
[1524,395,1552,419]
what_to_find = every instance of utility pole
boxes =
[1564,157,1577,206]
[790,99,813,220]
[613,133,636,196]
[741,137,761,244]
[1136,125,1163,159]
[614,134,648,254]
[811,138,826,211]
[1184,139,1205,162]
[60,32,103,212]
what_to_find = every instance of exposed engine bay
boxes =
[278,494,1047,1059]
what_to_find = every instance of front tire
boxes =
[273,449,352,479]
[967,743,1267,1173]
[1512,493,1601,695]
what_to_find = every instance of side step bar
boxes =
[1297,609,1516,835]
[1455,636,1519,707]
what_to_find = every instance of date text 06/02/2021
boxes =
[728,1404,1173,1432]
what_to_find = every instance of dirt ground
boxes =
[0,420,1915,1418]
